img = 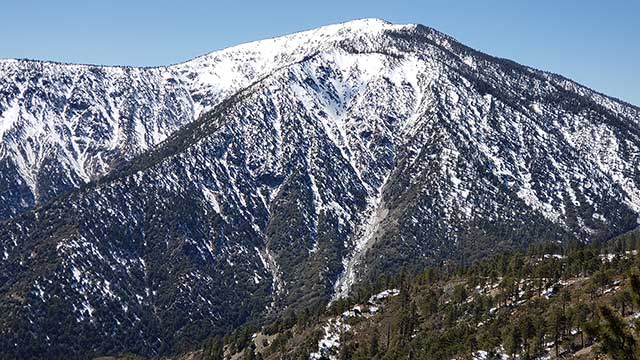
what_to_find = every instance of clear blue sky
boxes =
[1,0,638,106]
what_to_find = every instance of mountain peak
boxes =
[320,17,399,31]
[180,18,415,64]
[0,19,415,69]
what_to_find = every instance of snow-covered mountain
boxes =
[0,19,414,220]
[0,19,639,359]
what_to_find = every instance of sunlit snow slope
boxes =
[0,19,411,220]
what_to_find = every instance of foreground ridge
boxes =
[216,232,640,360]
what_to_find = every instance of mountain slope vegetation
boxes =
[197,230,640,360]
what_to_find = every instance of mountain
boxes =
[0,19,380,221]
[0,18,639,359]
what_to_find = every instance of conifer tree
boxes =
[596,305,637,360]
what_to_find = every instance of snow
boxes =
[333,173,391,299]
[173,18,412,116]
[0,99,20,140]
[309,318,350,360]
[600,253,620,262]
[448,89,460,104]
[531,103,543,115]
[255,247,268,268]
[472,350,509,360]
[369,288,400,303]
[80,299,94,319]
[542,285,559,299]
[200,186,221,214]
[71,267,82,283]
[462,55,476,69]
[451,175,462,186]
[543,254,566,260]
[33,281,46,299]
[314,288,398,359]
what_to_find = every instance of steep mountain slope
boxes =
[0,19,398,221]
[0,61,193,220]
[0,19,639,359]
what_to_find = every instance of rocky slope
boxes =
[0,19,639,359]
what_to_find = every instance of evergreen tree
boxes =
[631,273,640,307]
[572,302,591,349]
[596,305,637,360]
[202,336,224,360]
[370,331,380,358]
[547,306,565,357]
[518,314,535,359]
[502,324,521,359]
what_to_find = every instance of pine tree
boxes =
[630,273,640,307]
[547,306,565,357]
[202,336,224,360]
[502,324,521,359]
[572,302,591,349]
[596,305,637,360]
[370,331,379,357]
[518,314,535,359]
